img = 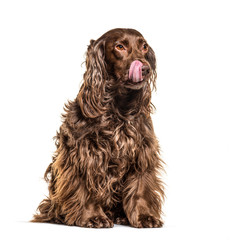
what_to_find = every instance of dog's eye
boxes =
[116,44,125,51]
[143,43,148,52]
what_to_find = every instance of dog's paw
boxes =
[84,216,114,228]
[133,215,163,228]
[115,216,129,225]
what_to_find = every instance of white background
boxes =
[0,0,231,239]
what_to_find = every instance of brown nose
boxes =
[142,65,150,76]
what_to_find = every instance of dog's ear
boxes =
[146,46,157,90]
[146,46,156,71]
[78,38,108,118]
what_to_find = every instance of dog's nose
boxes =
[142,65,150,76]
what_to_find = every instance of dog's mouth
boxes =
[128,60,144,83]
[126,78,144,85]
[122,60,150,89]
[124,78,146,90]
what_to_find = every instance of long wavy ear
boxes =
[146,46,157,91]
[77,38,107,118]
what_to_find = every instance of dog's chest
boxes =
[110,121,142,159]
[103,122,142,195]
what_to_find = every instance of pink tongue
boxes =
[129,60,143,82]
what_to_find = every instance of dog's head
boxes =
[103,28,156,90]
[78,28,157,118]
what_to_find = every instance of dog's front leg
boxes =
[122,170,164,228]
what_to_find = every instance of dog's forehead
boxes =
[100,28,144,42]
[105,33,145,47]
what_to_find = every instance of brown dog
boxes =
[32,28,165,228]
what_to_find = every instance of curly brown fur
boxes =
[32,28,165,228]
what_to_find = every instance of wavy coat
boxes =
[32,28,165,228]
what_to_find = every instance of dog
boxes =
[32,28,165,228]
